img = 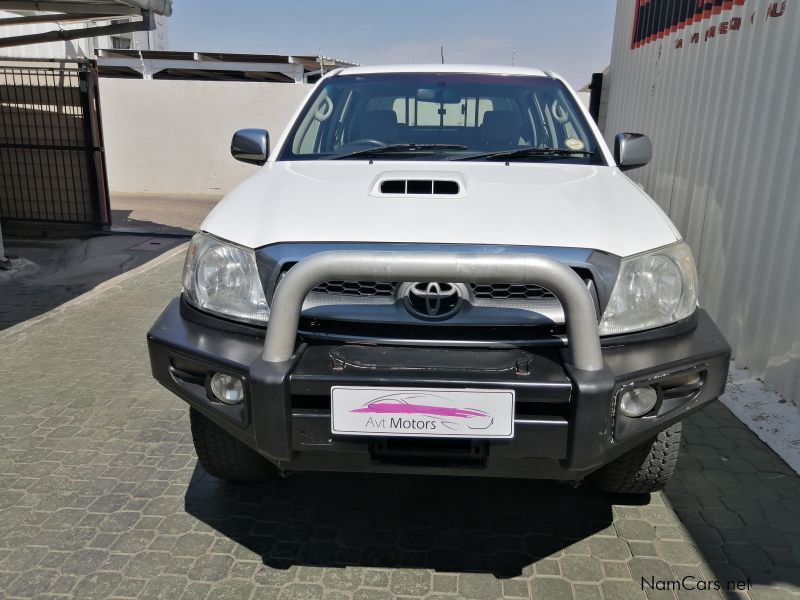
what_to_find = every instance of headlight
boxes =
[598,241,698,336]
[182,233,269,324]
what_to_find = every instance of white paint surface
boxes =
[337,64,548,77]
[99,78,312,195]
[202,161,679,257]
[721,364,800,476]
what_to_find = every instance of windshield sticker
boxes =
[565,138,585,151]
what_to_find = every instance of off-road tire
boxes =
[190,408,277,482]
[591,422,682,494]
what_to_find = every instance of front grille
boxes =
[470,283,556,300]
[312,281,397,297]
[310,281,556,299]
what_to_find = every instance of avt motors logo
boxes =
[351,393,493,433]
[330,387,514,438]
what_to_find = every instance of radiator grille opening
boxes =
[311,281,398,297]
[470,283,556,300]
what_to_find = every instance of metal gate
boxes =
[0,60,110,233]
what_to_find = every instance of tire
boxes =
[189,408,277,482]
[591,422,682,494]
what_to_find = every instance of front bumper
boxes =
[148,298,730,480]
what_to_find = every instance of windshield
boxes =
[279,73,604,164]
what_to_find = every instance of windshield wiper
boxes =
[330,143,468,160]
[456,147,594,162]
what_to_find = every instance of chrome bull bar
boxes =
[262,251,604,371]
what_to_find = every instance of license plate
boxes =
[331,386,514,438]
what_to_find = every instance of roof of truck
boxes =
[334,64,552,78]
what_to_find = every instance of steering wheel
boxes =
[340,138,387,151]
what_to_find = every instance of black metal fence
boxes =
[0,60,110,232]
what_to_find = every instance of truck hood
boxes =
[202,161,680,258]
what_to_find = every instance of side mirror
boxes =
[614,132,652,171]
[231,129,269,165]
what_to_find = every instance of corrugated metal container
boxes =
[605,0,799,401]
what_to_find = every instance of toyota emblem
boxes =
[404,282,463,320]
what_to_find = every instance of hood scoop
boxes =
[370,171,467,198]
[379,179,460,195]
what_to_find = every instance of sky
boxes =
[168,1,618,88]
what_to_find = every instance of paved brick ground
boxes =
[0,252,798,599]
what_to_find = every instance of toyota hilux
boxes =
[147,64,730,493]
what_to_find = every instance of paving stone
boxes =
[278,582,324,600]
[251,588,282,600]
[630,541,660,558]
[389,569,431,596]
[601,560,630,579]
[188,553,234,582]
[501,578,530,598]
[748,587,797,600]
[700,508,745,530]
[722,543,774,569]
[616,520,657,541]
[534,558,562,576]
[321,567,362,591]
[601,579,649,600]
[653,541,702,566]
[559,555,604,582]
[353,590,391,600]
[431,573,457,593]
[529,577,574,600]
[2,567,61,598]
[572,583,603,600]
[211,578,257,600]
[458,572,502,599]
[180,581,213,599]
[654,526,683,541]
[59,548,109,576]
[588,537,632,560]
[140,573,188,599]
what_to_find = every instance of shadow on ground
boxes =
[663,402,800,595]
[185,403,800,591]
[184,465,643,578]
[110,192,221,236]
[110,209,196,237]
[0,233,184,330]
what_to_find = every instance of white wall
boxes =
[99,78,312,195]
[605,0,799,401]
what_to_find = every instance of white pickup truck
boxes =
[148,64,730,494]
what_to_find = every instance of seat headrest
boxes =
[360,110,400,140]
[480,111,523,147]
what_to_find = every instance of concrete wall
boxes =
[99,78,312,195]
[605,0,799,402]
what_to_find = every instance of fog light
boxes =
[619,386,658,417]
[210,373,245,405]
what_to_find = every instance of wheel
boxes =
[591,422,682,494]
[189,408,277,482]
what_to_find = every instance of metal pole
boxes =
[0,221,10,270]
[262,251,604,371]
